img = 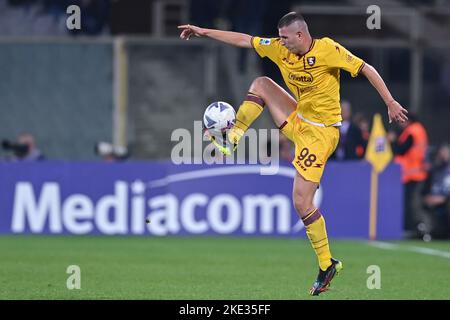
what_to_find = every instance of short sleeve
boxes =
[251,36,282,64]
[323,38,365,77]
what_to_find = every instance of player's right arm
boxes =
[178,24,252,48]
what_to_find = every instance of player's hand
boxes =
[178,24,206,40]
[387,100,408,124]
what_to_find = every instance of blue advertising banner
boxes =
[0,161,402,239]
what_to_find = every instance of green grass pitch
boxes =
[0,236,449,300]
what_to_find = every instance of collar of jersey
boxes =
[296,38,316,59]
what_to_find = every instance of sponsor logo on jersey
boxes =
[299,86,318,94]
[259,38,271,45]
[288,71,313,85]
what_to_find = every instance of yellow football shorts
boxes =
[280,112,340,183]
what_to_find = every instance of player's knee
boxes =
[249,76,273,98]
[293,194,314,217]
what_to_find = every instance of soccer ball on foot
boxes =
[203,101,236,133]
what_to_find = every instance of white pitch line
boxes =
[368,241,450,259]
[368,241,398,251]
[405,245,450,259]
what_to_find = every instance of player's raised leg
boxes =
[292,172,342,295]
[228,76,296,146]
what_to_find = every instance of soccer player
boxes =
[178,12,408,296]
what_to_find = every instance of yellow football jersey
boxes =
[252,36,365,126]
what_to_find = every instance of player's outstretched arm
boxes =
[178,24,252,48]
[361,63,408,124]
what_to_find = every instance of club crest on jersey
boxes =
[259,38,271,45]
[307,56,316,66]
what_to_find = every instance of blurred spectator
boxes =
[422,143,450,239]
[331,100,366,160]
[353,112,370,157]
[1,132,45,161]
[388,113,429,238]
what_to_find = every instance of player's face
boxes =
[278,25,302,54]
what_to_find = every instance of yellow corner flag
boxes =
[365,113,393,173]
[365,114,393,240]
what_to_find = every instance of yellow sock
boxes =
[228,93,264,144]
[302,209,332,271]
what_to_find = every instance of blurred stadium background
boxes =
[0,0,449,300]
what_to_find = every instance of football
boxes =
[203,101,236,133]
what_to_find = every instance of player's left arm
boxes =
[360,63,408,124]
